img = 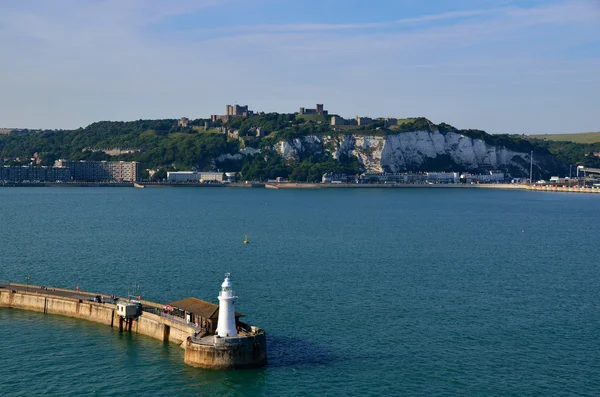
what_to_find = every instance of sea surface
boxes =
[0,187,599,396]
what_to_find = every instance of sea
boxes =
[0,187,599,396]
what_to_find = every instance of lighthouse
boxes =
[216,273,238,338]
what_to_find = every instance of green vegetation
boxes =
[528,132,600,144]
[524,138,600,168]
[295,114,329,124]
[0,114,583,180]
[0,120,239,173]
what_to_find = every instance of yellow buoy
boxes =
[244,235,249,244]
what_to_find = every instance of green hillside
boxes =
[0,114,572,181]
[528,131,600,144]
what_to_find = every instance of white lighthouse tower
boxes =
[216,273,238,338]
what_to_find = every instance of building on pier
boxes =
[167,296,244,335]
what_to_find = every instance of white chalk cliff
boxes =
[272,130,549,174]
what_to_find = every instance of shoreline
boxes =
[0,182,598,194]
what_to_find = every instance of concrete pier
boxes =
[0,283,266,369]
[184,328,268,369]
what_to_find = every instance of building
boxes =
[216,273,237,337]
[210,114,230,124]
[224,172,237,183]
[210,104,254,124]
[378,118,398,127]
[0,165,71,182]
[330,115,348,126]
[361,173,428,184]
[167,296,244,335]
[426,172,460,183]
[178,117,189,127]
[226,105,253,117]
[54,160,140,182]
[460,171,505,183]
[356,117,374,126]
[322,173,354,183]
[299,104,328,116]
[180,274,267,369]
[166,171,224,183]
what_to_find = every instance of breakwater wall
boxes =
[0,285,196,345]
[0,283,267,369]
[185,330,268,369]
[525,185,600,194]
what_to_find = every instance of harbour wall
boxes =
[0,286,196,346]
[0,285,267,369]
[184,331,268,369]
[525,185,599,194]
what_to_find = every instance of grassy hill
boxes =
[528,131,600,144]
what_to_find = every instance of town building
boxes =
[299,104,328,116]
[0,165,71,182]
[460,171,506,183]
[426,172,460,183]
[166,171,224,183]
[224,172,237,183]
[321,173,355,183]
[54,160,140,182]
[178,117,189,127]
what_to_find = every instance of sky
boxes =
[0,0,599,134]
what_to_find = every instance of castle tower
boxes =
[216,273,238,338]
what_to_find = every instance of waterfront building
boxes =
[224,172,237,183]
[166,171,224,183]
[322,173,354,183]
[460,171,505,183]
[426,172,460,183]
[54,160,140,182]
[0,165,71,182]
[362,172,420,183]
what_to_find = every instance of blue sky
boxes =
[0,0,599,134]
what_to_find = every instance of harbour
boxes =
[0,274,267,370]
[1,187,599,396]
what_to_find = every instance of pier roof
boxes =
[168,297,244,319]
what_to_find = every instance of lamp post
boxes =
[25,275,30,292]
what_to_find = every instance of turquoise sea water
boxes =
[0,187,599,396]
